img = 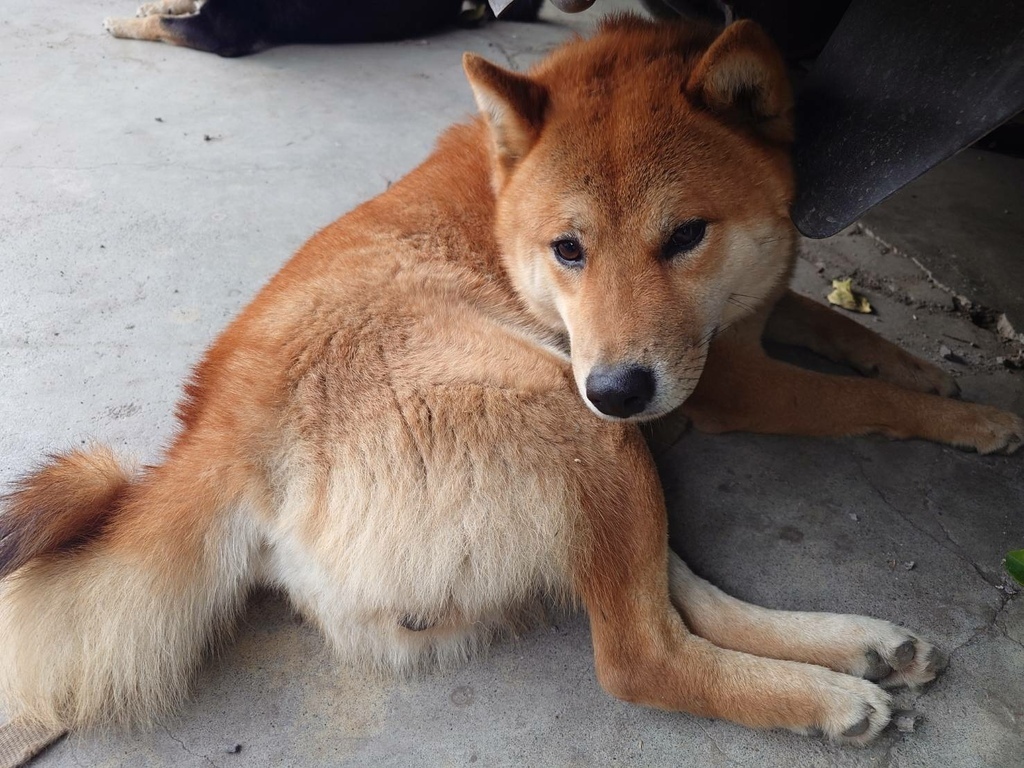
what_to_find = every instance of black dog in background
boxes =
[105,0,545,57]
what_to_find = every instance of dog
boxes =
[2,15,1022,748]
[102,0,544,57]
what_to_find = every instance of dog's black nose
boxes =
[585,365,656,418]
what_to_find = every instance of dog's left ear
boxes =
[463,53,548,184]
[686,20,793,143]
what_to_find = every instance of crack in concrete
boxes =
[941,591,1012,668]
[489,40,522,70]
[991,598,1024,653]
[796,248,939,313]
[799,234,1024,375]
[694,721,737,766]
[160,723,220,768]
[859,226,1024,354]
[850,453,995,592]
[923,491,1002,589]
[860,226,962,299]
[847,450,1020,684]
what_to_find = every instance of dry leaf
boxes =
[827,278,873,314]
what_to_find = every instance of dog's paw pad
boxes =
[827,681,891,745]
[874,636,946,689]
[893,639,915,666]
[862,649,892,682]
[841,714,872,738]
[791,669,892,745]
[833,692,890,745]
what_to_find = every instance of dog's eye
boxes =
[663,219,708,258]
[552,238,585,266]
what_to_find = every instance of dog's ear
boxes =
[686,20,793,143]
[463,53,548,182]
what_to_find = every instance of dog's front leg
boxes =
[666,552,945,689]
[576,429,894,742]
[764,290,959,397]
[681,338,1023,454]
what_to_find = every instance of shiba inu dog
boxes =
[3,15,1022,750]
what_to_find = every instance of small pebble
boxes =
[939,345,967,365]
[225,744,242,754]
[894,711,923,733]
[903,561,916,571]
[849,512,859,522]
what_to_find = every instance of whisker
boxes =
[729,292,766,301]
[727,298,757,313]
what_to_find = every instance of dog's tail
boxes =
[0,443,260,730]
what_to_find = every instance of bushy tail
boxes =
[0,445,259,730]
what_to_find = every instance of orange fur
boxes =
[0,448,131,579]
[1,15,1013,744]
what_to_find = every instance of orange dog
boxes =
[2,15,1020,746]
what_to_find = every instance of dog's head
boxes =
[464,15,796,421]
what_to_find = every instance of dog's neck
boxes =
[366,118,566,345]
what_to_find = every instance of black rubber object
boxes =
[791,0,1024,238]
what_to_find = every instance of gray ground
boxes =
[2,1,1022,766]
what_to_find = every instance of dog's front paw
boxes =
[794,670,892,745]
[840,623,947,689]
[959,406,1024,455]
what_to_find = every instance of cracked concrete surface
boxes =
[1,1,1022,766]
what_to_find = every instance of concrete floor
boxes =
[863,148,1024,334]
[2,1,1023,766]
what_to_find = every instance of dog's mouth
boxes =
[578,361,706,423]
[580,391,682,423]
[576,333,714,422]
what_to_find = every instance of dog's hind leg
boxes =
[576,426,903,743]
[764,289,959,397]
[104,2,262,57]
[666,552,946,689]
[104,15,195,48]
